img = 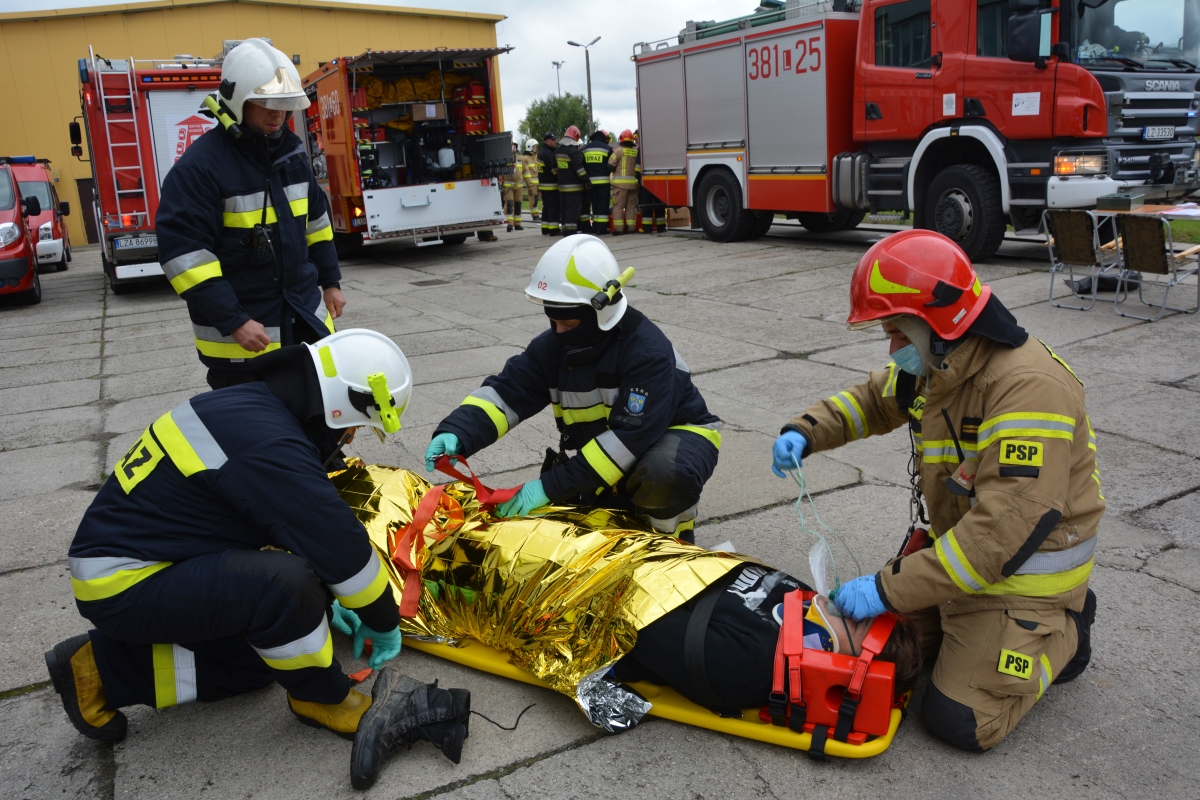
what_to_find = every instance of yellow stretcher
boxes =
[406,637,903,758]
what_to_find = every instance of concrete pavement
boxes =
[1,220,1197,799]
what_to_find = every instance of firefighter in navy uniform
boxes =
[156,39,343,392]
[46,329,472,788]
[582,130,614,235]
[536,132,559,235]
[423,236,722,541]
[555,126,589,236]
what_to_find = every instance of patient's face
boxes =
[815,595,875,654]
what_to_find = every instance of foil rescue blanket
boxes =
[330,463,751,698]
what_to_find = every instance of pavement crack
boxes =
[0,680,51,701]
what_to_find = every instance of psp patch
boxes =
[997,648,1034,679]
[999,440,1043,467]
[625,388,649,416]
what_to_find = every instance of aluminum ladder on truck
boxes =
[90,47,150,230]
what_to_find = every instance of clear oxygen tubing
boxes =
[786,453,862,598]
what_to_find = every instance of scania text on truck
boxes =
[634,0,1200,261]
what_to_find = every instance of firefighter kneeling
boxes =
[774,231,1100,752]
[47,330,470,789]
[424,235,722,541]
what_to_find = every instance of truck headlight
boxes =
[1054,153,1108,176]
[39,222,53,241]
[0,223,17,247]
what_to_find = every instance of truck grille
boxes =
[1116,92,1197,137]
[1110,141,1194,181]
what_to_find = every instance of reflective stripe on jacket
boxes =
[156,124,338,371]
[555,142,588,191]
[583,142,614,183]
[609,145,640,186]
[786,335,1103,615]
[537,144,558,189]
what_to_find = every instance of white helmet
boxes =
[525,235,634,331]
[219,38,310,124]
[525,138,538,153]
[306,329,412,435]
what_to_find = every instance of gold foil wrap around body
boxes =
[331,463,752,696]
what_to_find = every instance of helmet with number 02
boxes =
[219,38,310,124]
[846,229,991,339]
[307,329,412,435]
[526,235,630,331]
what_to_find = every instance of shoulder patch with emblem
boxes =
[625,388,648,416]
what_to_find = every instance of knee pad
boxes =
[1056,588,1097,685]
[921,682,984,752]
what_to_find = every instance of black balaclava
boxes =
[250,345,348,467]
[544,304,613,363]
[960,293,1028,349]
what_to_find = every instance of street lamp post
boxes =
[551,60,565,97]
[567,36,601,135]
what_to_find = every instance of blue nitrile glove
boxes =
[832,575,887,621]
[424,433,461,472]
[329,600,361,637]
[496,479,550,518]
[354,624,403,669]
[772,431,808,479]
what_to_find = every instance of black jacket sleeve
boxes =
[305,171,340,289]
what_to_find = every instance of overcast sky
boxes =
[8,0,753,138]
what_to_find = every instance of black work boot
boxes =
[45,633,128,741]
[350,667,470,789]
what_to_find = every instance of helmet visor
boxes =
[250,66,310,110]
[247,95,310,111]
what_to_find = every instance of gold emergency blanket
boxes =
[331,463,751,696]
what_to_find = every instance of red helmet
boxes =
[564,125,581,140]
[846,229,991,339]
[618,129,634,142]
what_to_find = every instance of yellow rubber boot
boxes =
[45,634,127,741]
[289,688,372,741]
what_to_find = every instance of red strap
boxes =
[782,590,808,704]
[845,612,897,699]
[434,455,522,506]
[392,484,447,617]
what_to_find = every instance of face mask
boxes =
[891,343,924,376]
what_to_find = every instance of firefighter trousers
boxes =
[612,186,638,232]
[580,189,592,233]
[590,183,611,233]
[558,189,584,235]
[502,184,524,226]
[527,186,541,219]
[80,549,351,711]
[541,188,560,234]
[911,588,1094,751]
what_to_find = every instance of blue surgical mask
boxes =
[891,344,924,376]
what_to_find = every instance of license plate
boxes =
[1143,125,1175,141]
[115,236,156,249]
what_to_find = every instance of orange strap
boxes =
[434,455,522,506]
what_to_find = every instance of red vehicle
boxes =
[71,47,223,293]
[0,158,44,305]
[635,0,1200,261]
[6,157,72,273]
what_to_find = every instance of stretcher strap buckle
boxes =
[767,692,788,727]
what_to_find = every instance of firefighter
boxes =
[537,132,559,236]
[45,329,471,785]
[773,230,1101,752]
[582,130,614,236]
[501,140,524,232]
[422,235,722,541]
[156,39,342,392]
[522,138,541,222]
[555,126,588,236]
[609,130,640,236]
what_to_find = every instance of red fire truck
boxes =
[300,48,514,250]
[71,47,234,293]
[635,0,1200,261]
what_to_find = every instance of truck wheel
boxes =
[795,210,866,233]
[922,164,1005,263]
[334,232,365,259]
[442,234,468,245]
[695,169,749,243]
[746,211,774,239]
[17,271,42,305]
[58,243,70,272]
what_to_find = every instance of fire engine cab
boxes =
[635,0,1200,261]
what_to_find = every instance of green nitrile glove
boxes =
[354,624,403,669]
[424,433,461,472]
[329,600,361,637]
[495,479,550,518]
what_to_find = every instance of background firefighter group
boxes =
[501,131,667,236]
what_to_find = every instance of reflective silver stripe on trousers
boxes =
[1014,537,1097,575]
[641,504,698,533]
[284,182,308,203]
[161,249,218,281]
[252,616,329,662]
[68,556,165,581]
[595,430,637,471]
[192,324,281,344]
[328,552,381,598]
[559,388,620,408]
[306,211,331,235]
[470,387,520,429]
[171,400,229,470]
[172,644,198,704]
[673,346,690,373]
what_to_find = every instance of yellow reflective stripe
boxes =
[223,207,279,228]
[1092,467,1104,500]
[977,412,1076,450]
[881,363,899,398]
[461,396,510,438]
[1039,339,1084,387]
[561,404,611,425]
[921,439,977,464]
[259,630,334,671]
[306,224,334,246]
[830,391,868,441]
[1087,416,1097,452]
[334,554,391,609]
[152,412,205,476]
[551,403,564,419]
[669,424,723,450]
[582,439,624,485]
[980,559,1093,597]
[1036,653,1053,700]
[152,644,177,708]
[194,339,281,360]
[168,261,222,294]
[289,197,308,218]
[70,561,172,602]
[934,529,989,593]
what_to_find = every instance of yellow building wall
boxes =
[0,1,504,244]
